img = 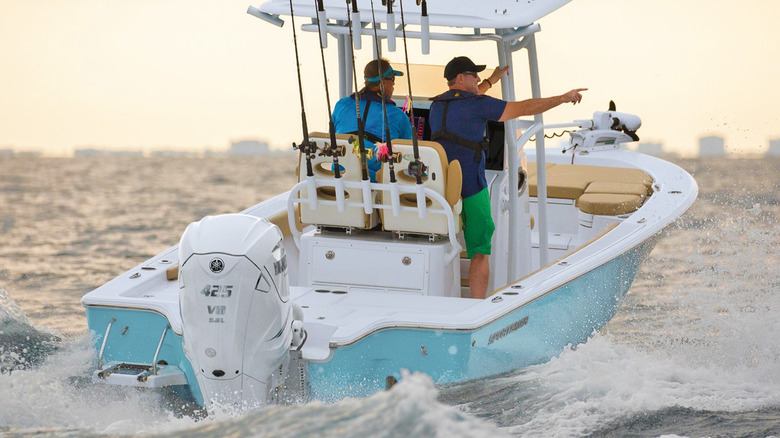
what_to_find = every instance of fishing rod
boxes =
[288,0,316,177]
[345,0,371,182]
[399,0,426,184]
[313,0,345,179]
[370,0,398,184]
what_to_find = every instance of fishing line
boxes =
[369,0,398,183]
[313,0,343,178]
[399,0,426,184]
[288,0,315,177]
[345,0,371,182]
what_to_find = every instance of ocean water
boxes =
[1,155,779,437]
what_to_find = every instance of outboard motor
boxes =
[178,214,304,410]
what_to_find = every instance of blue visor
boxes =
[365,67,404,82]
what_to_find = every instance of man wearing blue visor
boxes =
[333,58,413,182]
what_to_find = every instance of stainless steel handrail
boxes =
[97,317,117,370]
[152,325,169,376]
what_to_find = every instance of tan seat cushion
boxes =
[578,193,643,215]
[524,162,557,178]
[380,139,460,235]
[529,174,590,199]
[560,165,651,186]
[528,164,653,200]
[166,265,179,281]
[584,181,648,198]
[445,159,462,208]
[268,208,305,237]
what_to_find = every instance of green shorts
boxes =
[461,188,495,259]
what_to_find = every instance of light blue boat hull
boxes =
[83,307,204,406]
[85,238,655,405]
[306,238,655,401]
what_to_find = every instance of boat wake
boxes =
[179,371,510,438]
[0,333,508,437]
[443,332,780,437]
[440,207,780,437]
[0,285,60,373]
[0,328,200,435]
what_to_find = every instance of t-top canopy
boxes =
[256,0,572,30]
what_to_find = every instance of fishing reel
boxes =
[375,142,404,164]
[382,151,404,164]
[292,137,346,159]
[407,159,427,180]
[348,136,374,160]
[292,139,318,156]
[319,142,346,158]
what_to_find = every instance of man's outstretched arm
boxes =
[498,88,587,122]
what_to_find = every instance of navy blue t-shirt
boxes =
[429,90,507,198]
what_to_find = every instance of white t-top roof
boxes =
[258,0,572,29]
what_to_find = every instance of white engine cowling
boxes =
[178,214,301,410]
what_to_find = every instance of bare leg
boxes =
[469,253,489,299]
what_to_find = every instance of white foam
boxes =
[500,211,780,437]
[0,285,30,325]
[0,337,508,437]
[209,371,510,438]
[0,334,198,435]
[502,333,780,437]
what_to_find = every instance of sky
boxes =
[1,0,779,157]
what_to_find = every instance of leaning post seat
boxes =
[297,132,378,229]
[379,139,462,236]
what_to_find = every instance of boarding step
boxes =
[93,361,188,388]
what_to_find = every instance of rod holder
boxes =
[316,9,328,48]
[386,13,396,51]
[421,15,430,54]
[351,11,362,49]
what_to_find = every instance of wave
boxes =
[1,342,507,438]
[441,206,780,437]
[0,285,61,373]
[439,330,780,438]
[161,371,508,438]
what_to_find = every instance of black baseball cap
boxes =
[444,56,486,81]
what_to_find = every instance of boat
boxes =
[81,0,698,411]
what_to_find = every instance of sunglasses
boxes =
[383,76,395,83]
[462,71,479,78]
